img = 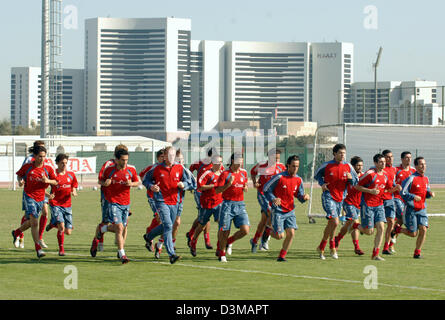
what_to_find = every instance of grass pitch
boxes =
[1,188,445,300]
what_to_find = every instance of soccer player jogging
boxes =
[142,146,196,264]
[381,150,400,255]
[45,154,78,256]
[186,147,220,250]
[12,145,58,258]
[314,144,358,260]
[139,148,165,252]
[189,154,224,257]
[15,140,52,249]
[249,148,286,253]
[215,152,249,262]
[93,148,140,264]
[263,155,310,261]
[393,157,435,259]
[390,151,416,249]
[334,156,365,255]
[91,144,128,254]
[353,154,401,261]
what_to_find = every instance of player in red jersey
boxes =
[380,150,400,255]
[263,155,310,261]
[249,148,286,253]
[334,156,365,255]
[215,152,249,262]
[189,154,224,257]
[12,145,58,258]
[353,154,401,261]
[15,140,51,249]
[91,144,128,254]
[93,148,140,264]
[186,148,220,250]
[314,144,358,260]
[390,151,416,249]
[139,149,165,251]
[45,154,78,256]
[393,157,435,258]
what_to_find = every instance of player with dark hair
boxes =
[314,144,358,260]
[189,154,224,257]
[393,157,435,258]
[263,155,310,261]
[353,154,401,261]
[187,147,221,250]
[390,151,416,250]
[12,145,58,258]
[93,147,140,264]
[380,149,401,255]
[334,156,365,255]
[215,152,249,262]
[15,140,51,249]
[249,148,286,253]
[45,153,78,256]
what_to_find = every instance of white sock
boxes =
[100,225,108,233]
[118,249,125,258]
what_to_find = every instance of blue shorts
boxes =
[23,193,44,219]
[360,203,386,229]
[404,206,428,233]
[394,198,405,220]
[257,192,271,216]
[199,203,222,225]
[219,201,250,232]
[343,203,360,221]
[50,205,73,229]
[194,191,202,210]
[384,199,396,219]
[22,192,48,211]
[108,203,130,227]
[321,192,343,219]
[271,208,297,234]
[147,197,158,217]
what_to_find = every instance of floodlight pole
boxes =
[373,47,383,123]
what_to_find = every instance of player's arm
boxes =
[295,181,310,203]
[215,173,234,194]
[42,169,58,186]
[400,176,420,202]
[263,174,280,206]
[178,166,196,190]
[314,163,329,191]
[250,165,260,188]
[426,179,435,198]
[348,164,359,186]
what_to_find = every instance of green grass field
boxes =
[1,188,445,300]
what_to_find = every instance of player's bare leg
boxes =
[372,222,385,260]
[250,211,268,253]
[383,217,395,254]
[318,217,339,259]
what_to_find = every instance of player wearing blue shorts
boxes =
[314,144,358,260]
[393,157,435,259]
[189,155,223,257]
[45,154,78,256]
[263,155,310,261]
[354,154,401,261]
[334,156,365,255]
[215,153,249,262]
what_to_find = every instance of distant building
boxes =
[346,80,440,125]
[10,67,84,134]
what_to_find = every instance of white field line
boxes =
[8,249,445,294]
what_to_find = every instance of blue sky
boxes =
[1,0,444,120]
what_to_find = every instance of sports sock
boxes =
[319,240,328,251]
[414,249,421,256]
[118,249,125,258]
[329,240,335,250]
[57,230,64,247]
[252,231,262,244]
[39,215,48,240]
[35,242,42,252]
[336,233,344,241]
[279,249,287,259]
[383,242,390,251]
[227,236,235,245]
[353,240,360,249]
[372,247,380,257]
[204,232,211,244]
[14,229,22,238]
